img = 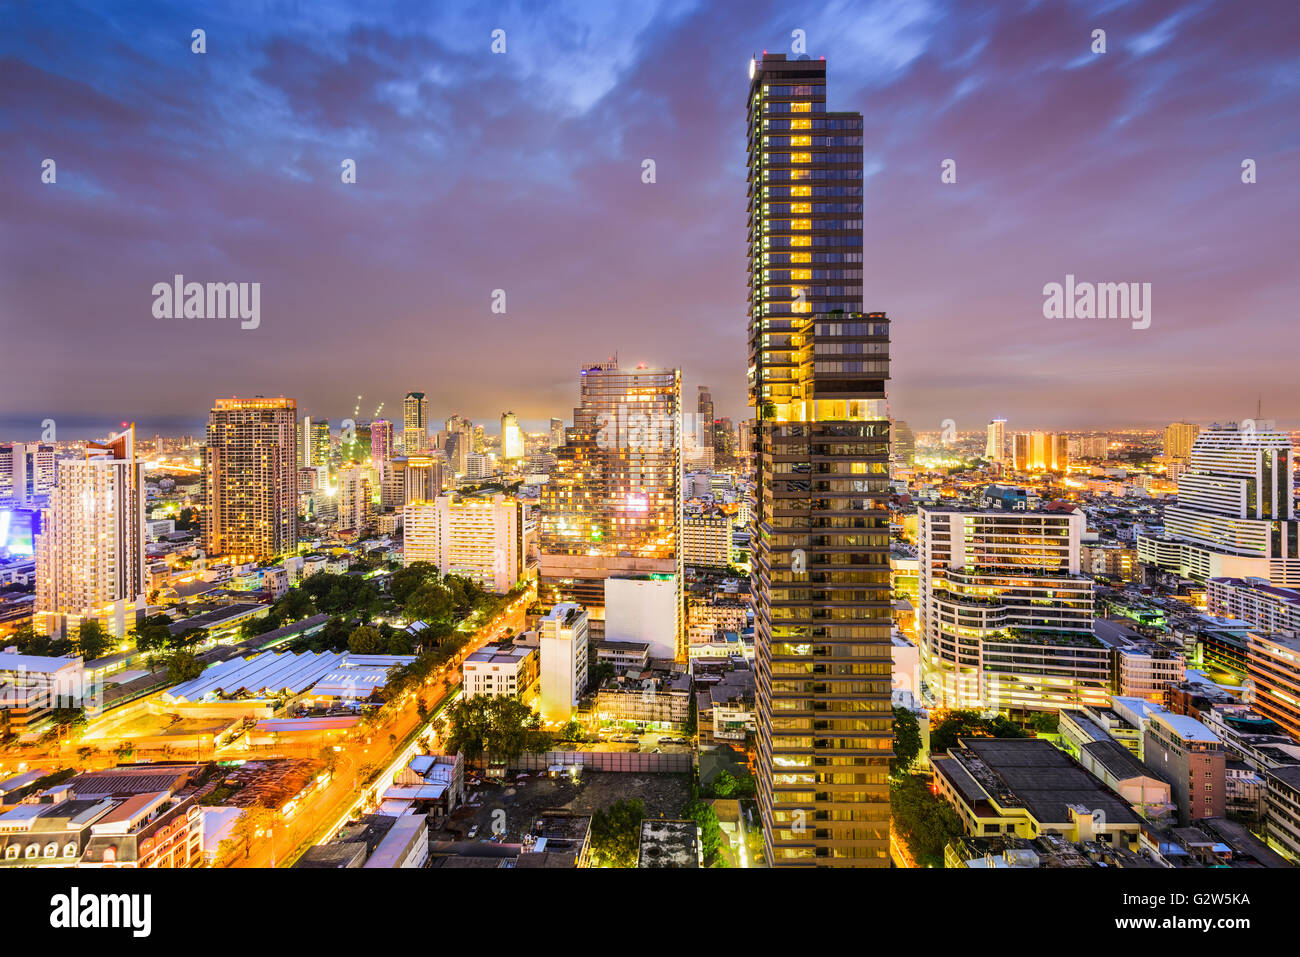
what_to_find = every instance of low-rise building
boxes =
[462,644,539,700]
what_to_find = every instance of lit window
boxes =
[792,102,812,113]
[791,135,811,146]
[791,152,811,164]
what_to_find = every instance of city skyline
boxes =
[3,0,1297,439]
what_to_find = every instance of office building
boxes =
[0,443,57,505]
[682,513,734,568]
[1138,422,1299,585]
[338,466,374,537]
[402,392,429,454]
[1012,431,1069,472]
[697,385,715,458]
[201,397,298,561]
[462,643,539,699]
[538,360,682,645]
[748,52,892,867]
[35,427,146,640]
[1163,421,1201,461]
[891,419,915,465]
[300,417,330,469]
[1207,577,1300,636]
[382,454,445,509]
[985,419,1007,465]
[501,412,524,462]
[370,419,394,480]
[403,492,527,594]
[1143,711,1226,824]
[549,418,564,449]
[917,505,1106,714]
[1247,632,1300,742]
[538,603,589,723]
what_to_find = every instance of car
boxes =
[467,825,480,839]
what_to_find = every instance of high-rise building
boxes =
[403,492,527,594]
[682,513,734,568]
[338,466,374,537]
[403,392,429,454]
[538,603,589,723]
[1012,431,1069,472]
[202,397,298,561]
[747,52,892,867]
[1138,422,1299,585]
[539,360,682,647]
[501,411,524,462]
[1163,422,1201,461]
[549,417,565,449]
[0,443,57,505]
[35,427,146,639]
[697,386,715,459]
[891,419,915,466]
[985,419,1008,464]
[917,505,1106,714]
[370,419,394,481]
[299,417,329,469]
[383,454,445,509]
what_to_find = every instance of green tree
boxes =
[76,620,112,660]
[231,806,277,860]
[347,625,384,655]
[684,799,721,866]
[406,583,453,623]
[890,773,965,867]
[590,799,646,868]
[164,648,204,684]
[389,561,440,606]
[131,614,174,653]
[711,770,756,799]
[892,706,923,773]
[928,709,1028,756]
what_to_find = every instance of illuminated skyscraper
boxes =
[1163,421,1201,461]
[986,418,1008,464]
[549,417,565,449]
[403,392,429,454]
[1012,431,1068,472]
[370,419,394,480]
[697,385,715,458]
[748,52,892,866]
[338,465,374,537]
[539,360,682,648]
[501,411,524,461]
[300,416,329,468]
[202,397,298,560]
[35,427,145,639]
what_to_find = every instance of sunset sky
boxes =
[2,0,1296,440]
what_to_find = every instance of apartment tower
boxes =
[748,52,892,866]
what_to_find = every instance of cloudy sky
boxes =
[1,0,1296,441]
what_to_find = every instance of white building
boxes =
[1139,423,1299,585]
[605,576,679,661]
[462,643,538,699]
[538,603,589,723]
[35,428,146,640]
[403,492,527,593]
[682,514,734,568]
[985,419,1007,464]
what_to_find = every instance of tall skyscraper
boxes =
[539,360,682,647]
[202,397,298,561]
[35,427,146,639]
[501,411,524,461]
[1012,431,1068,472]
[370,419,394,480]
[891,419,915,465]
[747,52,892,867]
[986,418,1008,464]
[549,417,565,449]
[299,416,329,469]
[1163,421,1201,461]
[697,385,715,459]
[1138,422,1299,585]
[403,392,429,454]
[338,465,374,537]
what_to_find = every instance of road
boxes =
[236,592,529,868]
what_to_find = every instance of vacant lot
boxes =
[443,771,692,843]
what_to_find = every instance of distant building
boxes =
[538,604,589,723]
[402,492,527,594]
[1144,711,1226,824]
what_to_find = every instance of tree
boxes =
[892,706,923,773]
[231,806,277,860]
[76,620,111,661]
[928,709,1028,756]
[710,770,756,799]
[275,587,317,622]
[317,747,339,774]
[444,695,551,761]
[389,561,440,606]
[684,799,721,866]
[164,649,204,684]
[891,773,965,867]
[131,614,174,653]
[406,583,453,623]
[347,625,384,655]
[590,799,646,868]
